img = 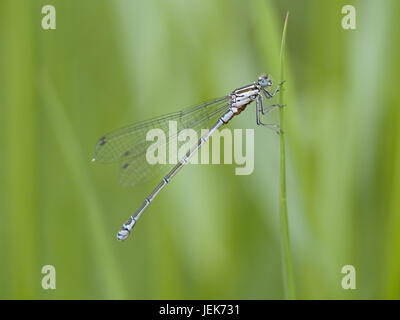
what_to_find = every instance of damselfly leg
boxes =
[256,95,284,134]
[261,80,286,99]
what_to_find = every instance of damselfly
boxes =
[93,75,285,241]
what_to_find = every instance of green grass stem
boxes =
[279,12,296,300]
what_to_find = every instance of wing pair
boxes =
[93,96,230,186]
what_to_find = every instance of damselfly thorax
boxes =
[93,74,285,241]
[229,83,263,116]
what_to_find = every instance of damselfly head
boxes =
[258,74,272,87]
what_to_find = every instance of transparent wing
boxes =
[117,102,229,186]
[93,96,230,186]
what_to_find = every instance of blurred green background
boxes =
[0,0,399,299]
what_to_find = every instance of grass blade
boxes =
[279,12,296,299]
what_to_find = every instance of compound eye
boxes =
[259,77,270,87]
